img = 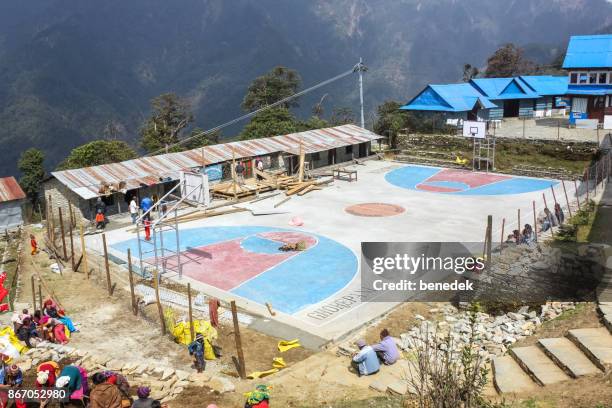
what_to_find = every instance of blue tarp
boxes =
[562,34,612,69]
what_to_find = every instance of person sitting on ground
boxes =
[43,297,78,332]
[36,360,60,407]
[102,370,131,405]
[88,372,122,408]
[505,234,515,244]
[554,203,565,225]
[57,365,83,399]
[512,229,521,245]
[0,363,26,408]
[522,224,534,244]
[131,386,156,408]
[188,333,206,373]
[39,315,68,344]
[244,384,271,408]
[96,209,106,230]
[16,316,40,347]
[351,339,380,377]
[30,234,39,255]
[371,328,400,365]
[541,208,557,232]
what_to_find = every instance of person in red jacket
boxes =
[30,234,38,255]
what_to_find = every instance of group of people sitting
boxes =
[351,328,400,377]
[12,297,78,348]
[506,223,535,245]
[0,356,169,408]
[540,203,565,232]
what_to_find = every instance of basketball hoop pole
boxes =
[472,136,476,171]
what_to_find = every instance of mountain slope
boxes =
[0,0,610,175]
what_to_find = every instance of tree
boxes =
[182,128,221,150]
[242,66,302,112]
[484,44,535,78]
[139,93,194,153]
[18,148,45,204]
[462,64,479,81]
[57,140,137,170]
[330,107,355,126]
[239,108,303,140]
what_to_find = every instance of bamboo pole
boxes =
[68,201,75,229]
[550,185,558,205]
[561,180,572,218]
[38,284,43,311]
[486,215,492,269]
[58,208,67,261]
[543,193,554,237]
[517,209,521,231]
[127,249,137,316]
[298,139,305,183]
[79,226,89,279]
[230,300,246,379]
[102,234,112,296]
[48,195,54,243]
[188,283,194,342]
[500,218,505,253]
[153,269,166,335]
[586,166,590,204]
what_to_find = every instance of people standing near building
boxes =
[95,210,105,230]
[255,158,264,180]
[129,197,139,224]
[95,197,106,216]
[144,218,151,241]
[140,196,153,221]
[235,161,245,185]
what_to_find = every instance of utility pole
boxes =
[355,58,368,129]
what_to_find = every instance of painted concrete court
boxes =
[96,160,573,341]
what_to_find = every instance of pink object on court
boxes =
[289,216,304,226]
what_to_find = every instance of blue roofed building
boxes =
[518,75,570,118]
[562,34,612,123]
[400,83,496,121]
[469,77,540,119]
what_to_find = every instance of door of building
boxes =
[503,100,520,117]
[328,149,336,165]
[588,96,605,122]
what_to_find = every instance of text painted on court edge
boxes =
[360,242,608,303]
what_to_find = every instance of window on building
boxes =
[345,145,353,154]
[609,72,612,84]
[579,73,588,84]
[569,72,578,84]
[311,152,321,161]
[598,72,608,84]
[594,96,605,108]
[589,72,598,84]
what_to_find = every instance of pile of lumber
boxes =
[211,179,273,199]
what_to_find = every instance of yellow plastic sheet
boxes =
[455,155,469,166]
[247,368,279,379]
[277,339,300,352]
[272,357,286,369]
[0,326,26,362]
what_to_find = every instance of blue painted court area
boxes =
[112,226,358,315]
[385,165,557,195]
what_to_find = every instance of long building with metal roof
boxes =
[0,177,26,229]
[44,124,383,221]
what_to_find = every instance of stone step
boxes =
[537,337,601,378]
[598,303,612,317]
[492,356,537,393]
[510,346,570,386]
[567,328,612,371]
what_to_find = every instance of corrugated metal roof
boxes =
[0,177,26,203]
[51,124,383,200]
[562,34,612,69]
[518,75,568,96]
[400,83,496,112]
[470,78,540,100]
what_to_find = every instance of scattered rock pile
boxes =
[18,343,235,403]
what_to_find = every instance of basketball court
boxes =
[97,160,569,342]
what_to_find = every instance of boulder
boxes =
[208,376,235,394]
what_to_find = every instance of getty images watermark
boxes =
[360,242,486,302]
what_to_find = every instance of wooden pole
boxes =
[543,193,554,236]
[561,180,572,218]
[586,166,590,204]
[500,218,505,253]
[58,208,67,261]
[230,300,247,379]
[31,276,36,311]
[68,201,75,229]
[517,209,521,231]
[298,139,305,183]
[48,195,54,242]
[38,284,43,311]
[127,249,137,316]
[574,179,581,211]
[188,283,195,342]
[533,200,538,242]
[542,192,549,210]
[153,269,166,335]
[102,234,112,296]
[550,185,558,205]
[231,148,238,200]
[68,221,75,271]
[79,225,89,278]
